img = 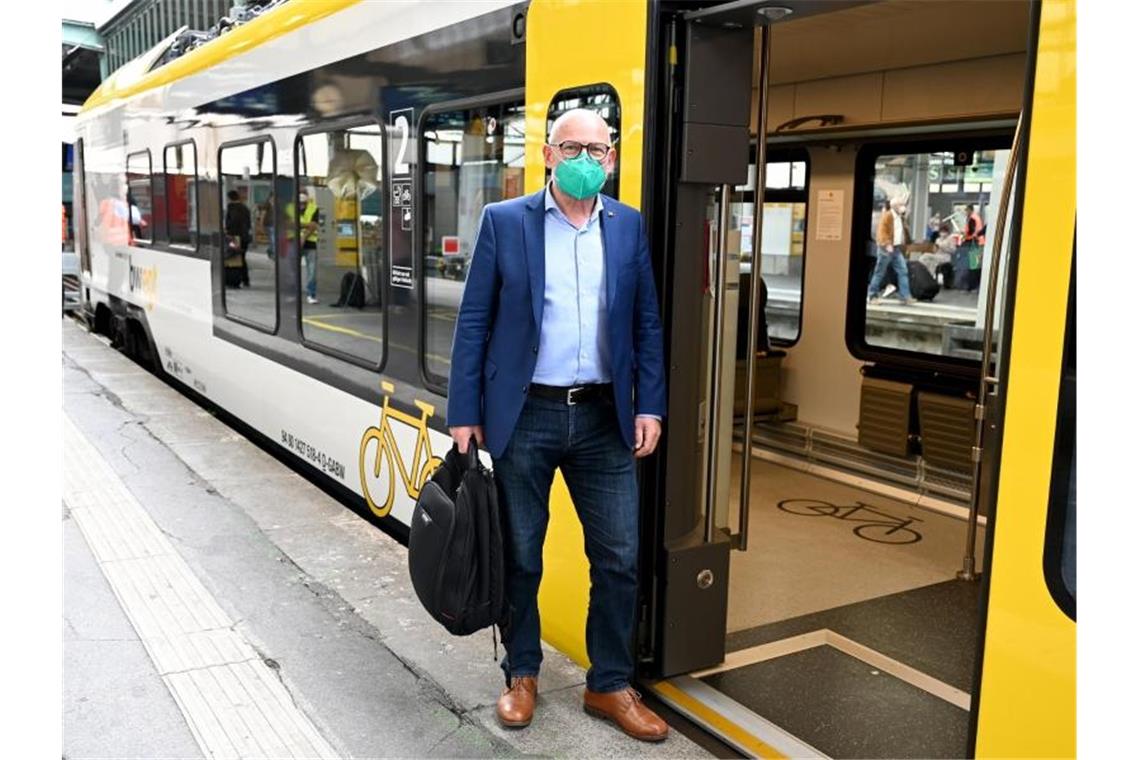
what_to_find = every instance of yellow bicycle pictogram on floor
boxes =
[358,381,444,518]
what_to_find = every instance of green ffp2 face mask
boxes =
[553,154,607,200]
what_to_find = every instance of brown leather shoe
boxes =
[497,676,538,728]
[583,687,669,742]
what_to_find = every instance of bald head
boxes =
[549,108,611,146]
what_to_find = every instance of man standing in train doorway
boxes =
[446,108,669,742]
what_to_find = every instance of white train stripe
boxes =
[64,414,340,759]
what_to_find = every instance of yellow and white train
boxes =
[74,1,1075,756]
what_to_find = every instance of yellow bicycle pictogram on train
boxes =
[358,381,444,518]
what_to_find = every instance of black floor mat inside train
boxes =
[702,646,969,759]
[726,579,982,691]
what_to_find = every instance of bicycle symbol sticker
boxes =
[358,381,444,518]
[776,499,924,544]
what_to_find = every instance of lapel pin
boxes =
[607,211,615,217]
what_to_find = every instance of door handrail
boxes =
[958,114,1024,581]
[704,184,733,544]
[737,23,772,552]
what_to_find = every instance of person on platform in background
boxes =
[868,198,915,305]
[963,203,986,291]
[446,108,669,742]
[127,191,147,243]
[919,222,958,279]
[287,189,321,303]
[225,190,253,287]
[926,212,942,243]
[261,192,276,259]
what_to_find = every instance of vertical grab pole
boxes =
[704,184,733,543]
[958,115,1024,581]
[738,23,771,552]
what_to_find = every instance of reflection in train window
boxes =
[219,139,277,331]
[858,142,1012,359]
[420,100,526,390]
[296,122,386,366]
[126,150,153,244]
[163,141,198,247]
[732,148,809,346]
[547,84,621,199]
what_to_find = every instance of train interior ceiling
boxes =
[678,1,1030,756]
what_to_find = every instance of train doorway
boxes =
[643,2,1032,756]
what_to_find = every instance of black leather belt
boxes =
[529,383,612,406]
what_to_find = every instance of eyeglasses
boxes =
[550,140,612,160]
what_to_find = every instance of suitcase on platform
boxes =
[908,261,940,301]
[332,271,365,308]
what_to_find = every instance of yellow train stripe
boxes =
[525,0,649,675]
[81,0,362,113]
[648,681,788,759]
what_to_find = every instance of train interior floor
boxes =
[697,456,985,758]
[724,456,985,632]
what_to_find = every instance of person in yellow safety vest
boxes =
[287,189,321,303]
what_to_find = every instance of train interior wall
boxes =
[749,0,1028,440]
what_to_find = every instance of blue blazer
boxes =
[446,189,667,459]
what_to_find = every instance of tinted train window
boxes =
[420,100,526,389]
[731,148,809,348]
[296,122,386,367]
[76,139,90,273]
[1044,251,1075,620]
[219,139,277,331]
[852,140,1013,361]
[126,150,154,244]
[547,84,621,199]
[164,141,198,247]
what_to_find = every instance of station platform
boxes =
[62,318,713,759]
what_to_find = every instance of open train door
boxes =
[636,1,1071,757]
[640,3,853,755]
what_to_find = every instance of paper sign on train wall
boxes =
[815,189,845,241]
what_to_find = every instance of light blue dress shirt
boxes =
[533,188,611,385]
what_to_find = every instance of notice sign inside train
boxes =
[815,189,844,241]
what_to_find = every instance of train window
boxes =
[163,141,199,248]
[1044,249,1075,620]
[295,122,386,367]
[420,99,526,390]
[76,138,90,274]
[849,138,1013,364]
[547,84,621,199]
[219,139,277,332]
[732,147,809,347]
[126,150,154,245]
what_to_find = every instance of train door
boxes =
[643,2,1037,756]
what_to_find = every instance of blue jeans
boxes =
[868,245,912,300]
[492,392,640,693]
[303,247,317,298]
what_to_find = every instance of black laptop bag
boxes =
[408,442,509,640]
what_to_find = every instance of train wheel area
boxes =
[61,317,716,759]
